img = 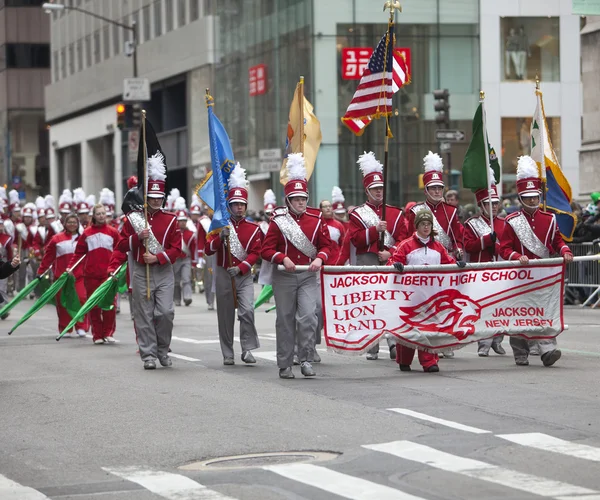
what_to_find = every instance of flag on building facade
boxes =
[462,101,500,190]
[279,80,322,185]
[531,90,577,241]
[197,93,233,236]
[341,24,409,136]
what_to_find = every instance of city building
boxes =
[45,0,582,212]
[0,0,50,199]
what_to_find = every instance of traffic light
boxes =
[131,103,142,129]
[433,89,450,127]
[116,103,126,130]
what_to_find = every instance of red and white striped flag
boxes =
[341,26,409,136]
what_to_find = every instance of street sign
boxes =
[439,142,451,154]
[435,129,465,142]
[259,160,281,173]
[259,148,282,161]
[128,130,139,163]
[123,78,150,102]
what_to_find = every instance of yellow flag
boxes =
[279,82,322,185]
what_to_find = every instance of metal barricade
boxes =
[565,242,600,307]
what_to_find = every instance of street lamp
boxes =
[42,2,138,77]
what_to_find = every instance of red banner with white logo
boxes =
[321,263,565,355]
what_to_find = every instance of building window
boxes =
[52,50,58,80]
[131,10,139,41]
[67,43,74,74]
[203,0,213,16]
[501,117,561,194]
[113,23,120,56]
[178,0,186,27]
[5,0,45,5]
[4,43,50,68]
[93,30,101,64]
[154,0,162,38]
[501,17,560,82]
[76,39,82,71]
[190,0,199,21]
[142,5,151,42]
[103,25,110,60]
[85,34,91,67]
[60,47,66,78]
[165,0,173,32]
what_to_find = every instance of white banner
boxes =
[321,263,565,355]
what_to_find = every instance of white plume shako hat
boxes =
[331,186,346,213]
[174,196,188,220]
[22,201,37,220]
[358,152,384,190]
[422,151,444,188]
[35,196,46,217]
[147,151,167,198]
[99,188,115,215]
[283,153,308,199]
[227,163,249,204]
[166,188,181,210]
[58,189,73,214]
[9,189,20,212]
[190,193,202,215]
[73,188,89,214]
[263,189,276,213]
[516,155,542,198]
[475,167,500,204]
[44,195,56,219]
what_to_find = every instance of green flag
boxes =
[0,275,43,317]
[254,285,273,309]
[462,103,500,190]
[60,274,82,319]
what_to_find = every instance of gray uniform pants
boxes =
[478,335,504,352]
[17,250,35,293]
[510,337,557,362]
[356,253,395,354]
[132,261,174,362]
[273,269,318,368]
[203,254,215,307]
[215,266,259,359]
[173,257,192,305]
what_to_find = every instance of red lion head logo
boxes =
[399,290,482,341]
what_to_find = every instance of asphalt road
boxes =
[1,287,600,500]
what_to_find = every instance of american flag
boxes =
[342,25,409,136]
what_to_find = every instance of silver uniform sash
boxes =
[412,203,452,251]
[467,216,492,238]
[272,209,317,259]
[127,211,165,255]
[228,224,248,262]
[507,213,549,259]
[353,204,394,248]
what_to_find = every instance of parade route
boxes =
[1,293,600,499]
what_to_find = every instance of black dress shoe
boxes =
[424,364,439,373]
[389,345,397,360]
[279,367,295,379]
[144,360,156,370]
[399,364,411,372]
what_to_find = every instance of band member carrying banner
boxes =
[261,152,332,379]
[463,168,507,357]
[499,155,573,367]
[349,151,408,360]
[388,210,456,372]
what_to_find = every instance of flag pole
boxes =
[380,1,401,251]
[142,109,150,300]
[480,90,494,231]
[535,77,547,211]
[299,76,305,155]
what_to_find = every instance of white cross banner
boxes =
[320,261,566,355]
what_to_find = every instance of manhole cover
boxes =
[180,451,340,471]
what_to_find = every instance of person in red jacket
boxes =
[37,214,89,338]
[69,204,120,344]
[261,153,332,379]
[389,209,456,372]
[349,151,408,360]
[463,172,507,357]
[0,219,15,318]
[173,202,197,307]
[499,155,573,367]
[205,164,262,365]
[109,150,182,370]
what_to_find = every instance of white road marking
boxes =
[251,351,278,362]
[0,473,49,499]
[171,336,220,345]
[364,441,598,499]
[170,353,201,362]
[497,433,600,462]
[264,463,426,500]
[387,408,491,434]
[103,467,236,499]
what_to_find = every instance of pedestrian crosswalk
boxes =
[5,409,600,499]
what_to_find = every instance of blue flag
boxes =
[198,97,234,235]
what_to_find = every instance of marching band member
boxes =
[408,151,465,359]
[173,197,196,307]
[73,188,90,229]
[463,169,507,357]
[5,189,21,241]
[389,210,456,373]
[261,189,277,234]
[499,155,573,367]
[349,151,408,360]
[58,189,73,224]
[33,196,62,268]
[261,153,332,379]
[196,209,215,310]
[37,213,89,338]
[320,199,346,265]
[110,150,182,370]
[0,187,8,219]
[0,219,15,316]
[205,164,262,365]
[69,204,120,344]
[331,186,349,230]
[99,188,118,229]
[18,203,37,295]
